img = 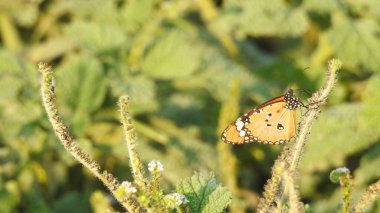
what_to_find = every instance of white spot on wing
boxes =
[239,130,246,137]
[235,120,244,131]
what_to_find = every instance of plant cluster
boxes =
[1,0,380,212]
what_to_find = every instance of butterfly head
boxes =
[284,89,301,110]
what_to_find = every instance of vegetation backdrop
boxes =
[0,0,380,212]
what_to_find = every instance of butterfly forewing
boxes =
[245,102,296,144]
[221,91,299,145]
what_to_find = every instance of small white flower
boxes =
[121,181,137,193]
[165,193,189,207]
[336,167,350,173]
[148,160,164,173]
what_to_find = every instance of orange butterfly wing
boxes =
[221,95,297,145]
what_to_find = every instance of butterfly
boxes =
[221,89,304,145]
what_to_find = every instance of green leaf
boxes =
[354,75,380,184]
[0,75,23,105]
[110,75,158,114]
[302,0,340,12]
[300,75,380,194]
[0,182,20,213]
[354,144,380,185]
[345,0,380,18]
[361,75,380,132]
[177,173,232,213]
[304,0,380,17]
[70,0,120,25]
[8,2,39,27]
[25,192,51,213]
[327,16,380,72]
[0,50,24,73]
[56,54,107,135]
[120,0,156,34]
[219,0,308,38]
[141,30,202,79]
[65,21,127,53]
[174,45,257,102]
[301,103,374,172]
[53,192,90,213]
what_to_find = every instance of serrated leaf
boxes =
[177,173,231,213]
[219,0,308,37]
[327,17,380,72]
[174,45,257,102]
[65,21,127,53]
[141,30,202,79]
[202,186,233,213]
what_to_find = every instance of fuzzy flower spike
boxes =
[148,160,164,174]
[121,181,137,194]
[164,193,189,208]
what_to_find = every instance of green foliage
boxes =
[219,0,308,37]
[65,21,128,54]
[142,30,202,79]
[177,173,232,213]
[327,17,380,71]
[56,54,107,135]
[1,0,380,212]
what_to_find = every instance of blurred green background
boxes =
[1,0,380,212]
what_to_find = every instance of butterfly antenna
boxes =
[298,99,308,109]
[293,88,312,96]
[300,89,312,96]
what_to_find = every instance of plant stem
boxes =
[38,62,145,212]
[283,170,304,213]
[256,59,342,212]
[119,96,147,190]
[340,173,352,213]
[352,180,380,213]
[288,59,342,173]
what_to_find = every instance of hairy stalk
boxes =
[330,167,353,213]
[340,173,353,213]
[288,59,342,172]
[257,148,290,213]
[38,62,145,213]
[119,96,147,190]
[352,180,380,213]
[257,59,342,212]
[283,171,304,213]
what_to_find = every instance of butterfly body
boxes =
[221,89,301,145]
